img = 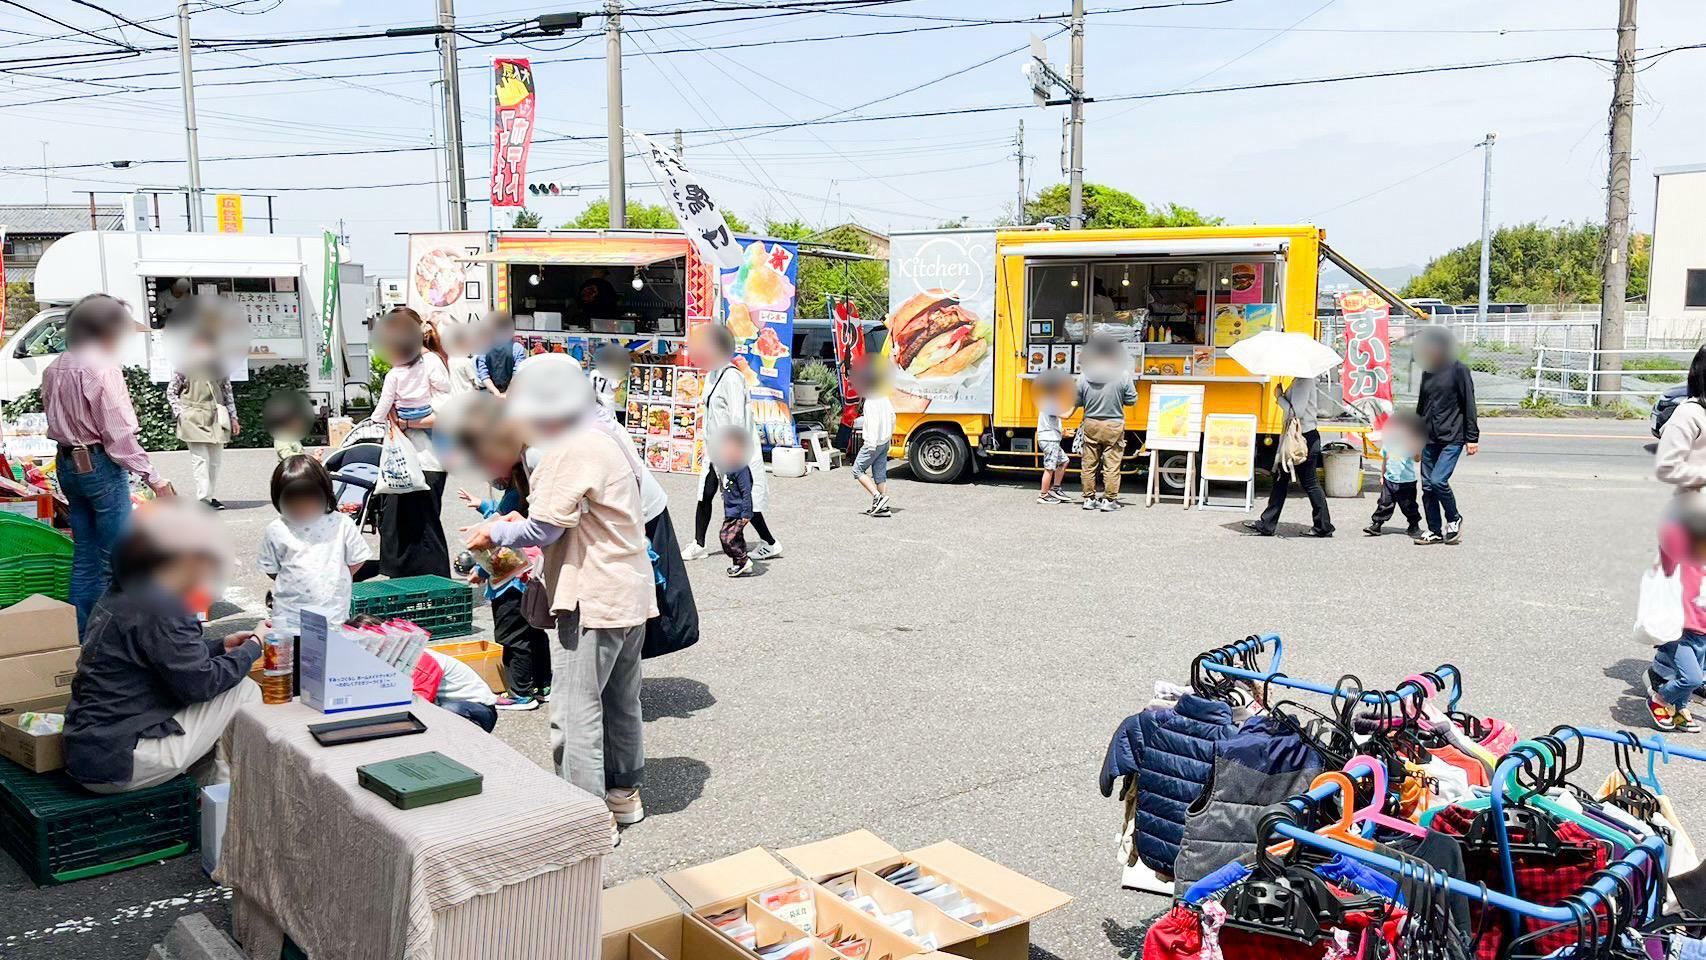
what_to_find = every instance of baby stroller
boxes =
[324,416,389,535]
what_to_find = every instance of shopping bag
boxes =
[375,426,429,495]
[1276,418,1308,478]
[1633,560,1684,648]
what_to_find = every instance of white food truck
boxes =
[2,231,370,409]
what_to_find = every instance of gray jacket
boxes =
[1076,376,1137,422]
[1278,377,1319,432]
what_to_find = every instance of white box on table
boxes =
[297,607,413,714]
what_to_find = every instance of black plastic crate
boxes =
[0,757,198,885]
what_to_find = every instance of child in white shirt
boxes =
[258,456,372,637]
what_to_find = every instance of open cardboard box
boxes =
[662,848,845,960]
[604,878,748,960]
[777,832,1071,960]
[0,695,67,773]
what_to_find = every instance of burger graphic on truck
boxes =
[887,289,992,380]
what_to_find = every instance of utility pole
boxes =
[176,2,204,232]
[38,143,48,204]
[1476,133,1496,326]
[673,128,683,159]
[606,1,626,229]
[1597,0,1638,402]
[436,0,468,231]
[1013,120,1026,225]
[1067,0,1086,228]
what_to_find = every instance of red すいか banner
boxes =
[490,59,536,208]
[1337,290,1394,427]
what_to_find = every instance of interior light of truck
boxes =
[528,272,541,286]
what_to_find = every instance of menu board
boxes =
[236,290,303,340]
[1211,303,1275,348]
[627,363,703,474]
[1201,413,1258,482]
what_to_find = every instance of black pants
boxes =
[1370,478,1421,529]
[694,468,774,547]
[379,470,450,577]
[1257,429,1333,534]
[492,588,553,697]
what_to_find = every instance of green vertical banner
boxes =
[320,230,338,378]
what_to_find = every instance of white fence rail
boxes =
[1529,346,1693,406]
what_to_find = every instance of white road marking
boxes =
[3,885,231,946]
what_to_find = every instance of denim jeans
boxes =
[1420,442,1465,535]
[57,447,134,635]
[1653,630,1706,708]
[440,699,498,733]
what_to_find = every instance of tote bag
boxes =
[375,425,429,495]
[1633,560,1685,649]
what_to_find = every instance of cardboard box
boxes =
[777,832,1071,960]
[298,607,412,714]
[430,639,506,695]
[661,848,840,960]
[0,646,80,716]
[603,878,749,960]
[0,698,67,773]
[0,594,79,658]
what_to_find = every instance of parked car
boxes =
[1652,383,1690,438]
[791,318,887,363]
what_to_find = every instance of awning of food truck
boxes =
[1001,238,1289,258]
[133,259,301,278]
[458,245,686,267]
[1319,242,1425,323]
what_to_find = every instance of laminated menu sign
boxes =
[1146,384,1204,452]
[1201,413,1257,482]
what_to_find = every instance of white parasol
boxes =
[1226,330,1342,379]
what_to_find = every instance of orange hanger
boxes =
[1269,771,1378,858]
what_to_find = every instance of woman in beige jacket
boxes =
[1656,347,1706,492]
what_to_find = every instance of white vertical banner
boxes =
[628,129,744,270]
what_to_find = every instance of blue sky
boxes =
[1,0,1702,276]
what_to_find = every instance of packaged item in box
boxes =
[17,712,63,735]
[757,885,816,935]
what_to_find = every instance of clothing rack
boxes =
[1196,632,1465,711]
[1190,634,1706,937]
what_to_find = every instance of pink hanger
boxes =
[1346,754,1428,838]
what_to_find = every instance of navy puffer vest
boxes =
[1133,694,1237,874]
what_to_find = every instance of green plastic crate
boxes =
[350,575,474,639]
[0,554,72,607]
[0,758,198,885]
[0,514,73,558]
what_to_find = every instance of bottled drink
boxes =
[261,631,294,705]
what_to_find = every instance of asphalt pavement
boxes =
[3,416,1696,960]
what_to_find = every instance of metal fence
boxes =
[1529,346,1693,406]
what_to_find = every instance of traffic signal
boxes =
[527,182,578,197]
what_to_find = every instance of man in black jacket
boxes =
[64,502,261,793]
[1413,327,1480,545]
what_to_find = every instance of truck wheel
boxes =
[1155,451,1191,495]
[907,428,971,483]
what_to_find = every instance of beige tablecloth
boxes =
[219,698,611,960]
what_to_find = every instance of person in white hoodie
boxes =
[1657,346,1706,494]
[684,325,782,560]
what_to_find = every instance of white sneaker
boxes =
[750,541,781,560]
[681,542,710,561]
[1081,497,1099,511]
[727,559,755,577]
[607,787,645,825]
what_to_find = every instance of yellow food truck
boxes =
[883,224,1415,489]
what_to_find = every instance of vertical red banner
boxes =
[1337,290,1394,427]
[490,58,536,208]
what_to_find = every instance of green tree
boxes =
[565,196,750,233]
[4,281,40,340]
[769,220,888,321]
[1023,183,1221,229]
[1402,222,1651,304]
[511,208,542,228]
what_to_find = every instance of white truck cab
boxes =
[2,230,369,407]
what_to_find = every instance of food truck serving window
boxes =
[1022,255,1283,376]
[504,257,687,337]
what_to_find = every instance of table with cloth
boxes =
[218,697,612,960]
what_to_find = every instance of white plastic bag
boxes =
[375,425,428,495]
[1633,560,1684,648]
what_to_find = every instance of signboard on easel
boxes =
[1198,413,1258,511]
[1145,383,1204,506]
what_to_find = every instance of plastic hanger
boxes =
[1421,738,1634,851]
[1270,772,1377,858]
[1345,753,1428,839]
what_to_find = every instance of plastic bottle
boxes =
[261,631,294,704]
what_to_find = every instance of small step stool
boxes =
[797,429,838,471]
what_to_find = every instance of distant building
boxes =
[809,222,889,259]
[1651,164,1706,342]
[0,203,124,283]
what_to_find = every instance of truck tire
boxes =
[907,427,971,483]
[1155,451,1191,495]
